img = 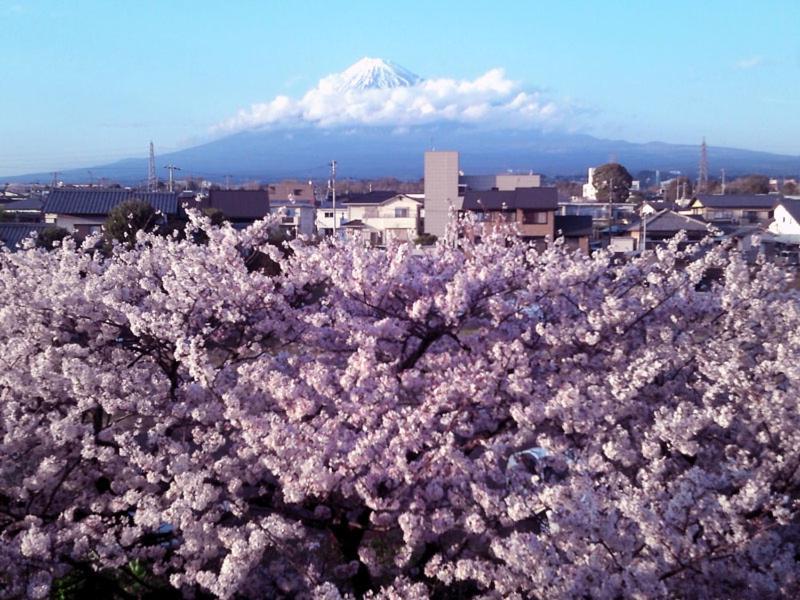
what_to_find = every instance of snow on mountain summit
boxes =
[334,57,422,91]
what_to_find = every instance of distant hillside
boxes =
[4,124,798,184]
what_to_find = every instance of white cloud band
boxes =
[214,68,570,133]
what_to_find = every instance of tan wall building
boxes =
[423,151,460,237]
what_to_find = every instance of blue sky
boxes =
[1,0,799,175]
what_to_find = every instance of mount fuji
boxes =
[4,58,799,183]
[332,57,422,91]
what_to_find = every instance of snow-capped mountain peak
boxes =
[334,57,422,91]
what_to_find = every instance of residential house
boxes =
[270,199,316,237]
[769,197,800,239]
[267,181,316,204]
[341,191,423,245]
[762,197,800,262]
[43,189,179,236]
[619,209,710,252]
[315,200,348,237]
[461,187,557,244]
[554,215,592,253]
[641,199,678,216]
[190,189,270,226]
[688,194,777,228]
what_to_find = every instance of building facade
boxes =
[423,151,460,237]
[340,192,423,245]
[423,151,543,238]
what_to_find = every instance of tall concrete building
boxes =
[423,151,460,237]
[424,150,543,237]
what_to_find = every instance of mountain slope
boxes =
[5,125,798,184]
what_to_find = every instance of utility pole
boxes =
[721,168,726,194]
[164,164,181,193]
[607,177,614,244]
[148,142,158,191]
[330,160,337,237]
[225,175,232,190]
[50,172,60,189]
[641,207,647,256]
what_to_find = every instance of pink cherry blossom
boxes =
[0,213,798,598]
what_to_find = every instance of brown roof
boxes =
[267,181,315,202]
[462,187,557,211]
[199,190,270,220]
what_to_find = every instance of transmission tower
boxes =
[148,142,158,191]
[698,137,709,194]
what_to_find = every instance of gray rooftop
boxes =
[340,191,399,205]
[626,209,710,233]
[0,223,48,250]
[44,189,179,216]
[777,197,800,224]
[693,194,779,209]
[2,198,43,212]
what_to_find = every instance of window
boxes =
[394,207,409,218]
[709,209,733,221]
[522,210,548,224]
[491,211,514,223]
[324,212,334,218]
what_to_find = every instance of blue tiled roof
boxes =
[0,223,48,250]
[693,194,779,209]
[43,189,179,216]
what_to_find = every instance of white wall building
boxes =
[270,200,316,237]
[343,193,423,245]
[582,167,598,200]
[769,198,800,239]
[315,202,348,237]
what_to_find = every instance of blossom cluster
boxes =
[0,214,798,598]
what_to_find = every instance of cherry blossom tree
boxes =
[0,213,798,599]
